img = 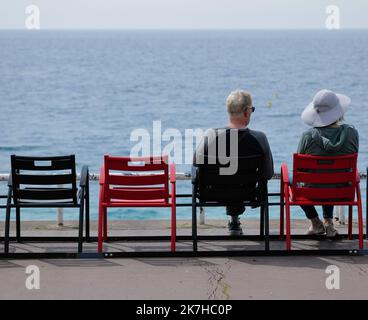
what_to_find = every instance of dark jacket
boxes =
[193,127,274,179]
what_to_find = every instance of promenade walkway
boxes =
[0,220,367,299]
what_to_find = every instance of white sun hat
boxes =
[301,89,351,127]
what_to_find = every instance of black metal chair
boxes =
[192,154,270,252]
[4,155,90,254]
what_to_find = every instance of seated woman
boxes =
[298,89,359,237]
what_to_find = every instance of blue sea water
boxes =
[0,30,367,221]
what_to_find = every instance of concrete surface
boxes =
[0,219,367,300]
[0,256,368,299]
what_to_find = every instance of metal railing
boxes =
[0,172,366,226]
[1,172,367,182]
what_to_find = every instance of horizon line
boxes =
[1,27,368,31]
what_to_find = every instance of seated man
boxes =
[193,90,274,235]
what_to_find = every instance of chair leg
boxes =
[260,205,265,237]
[286,203,291,251]
[78,199,85,253]
[4,206,11,254]
[16,207,21,243]
[357,203,364,250]
[366,195,368,240]
[103,207,108,241]
[280,192,284,240]
[98,203,103,254]
[355,184,364,250]
[171,205,176,253]
[264,204,270,251]
[348,206,353,240]
[85,188,90,242]
[192,185,198,253]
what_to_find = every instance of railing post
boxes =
[335,206,345,225]
[57,184,64,226]
[57,208,64,226]
[199,207,205,225]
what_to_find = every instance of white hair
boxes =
[226,90,253,116]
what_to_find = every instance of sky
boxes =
[0,0,367,29]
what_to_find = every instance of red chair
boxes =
[98,155,176,254]
[280,153,364,251]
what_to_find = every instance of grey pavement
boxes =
[0,256,368,299]
[0,220,367,299]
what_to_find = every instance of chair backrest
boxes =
[196,154,266,203]
[292,153,358,202]
[103,155,169,203]
[11,155,78,204]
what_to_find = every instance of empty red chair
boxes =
[98,155,176,253]
[280,153,364,250]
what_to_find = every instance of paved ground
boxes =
[0,220,367,300]
[0,256,368,299]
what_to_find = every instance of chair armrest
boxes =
[79,165,89,187]
[99,166,105,185]
[191,166,199,184]
[170,163,176,183]
[281,163,289,185]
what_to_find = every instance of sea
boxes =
[0,29,367,221]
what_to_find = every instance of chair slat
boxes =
[107,157,166,172]
[294,154,356,170]
[108,187,167,201]
[17,188,76,200]
[13,158,74,171]
[202,173,259,185]
[295,171,355,184]
[16,174,75,185]
[109,174,166,186]
[295,186,355,201]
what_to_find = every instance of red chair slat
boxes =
[108,187,167,201]
[293,153,356,170]
[109,174,166,186]
[294,186,355,201]
[106,156,167,172]
[295,171,355,184]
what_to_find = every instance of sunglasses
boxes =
[249,106,255,113]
